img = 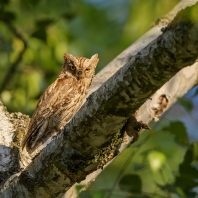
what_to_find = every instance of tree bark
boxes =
[1,1,198,197]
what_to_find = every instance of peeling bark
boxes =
[1,1,198,198]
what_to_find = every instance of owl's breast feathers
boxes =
[22,77,81,152]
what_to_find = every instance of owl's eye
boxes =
[70,65,76,70]
[85,68,90,73]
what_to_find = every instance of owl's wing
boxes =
[22,77,74,152]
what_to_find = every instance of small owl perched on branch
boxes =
[22,53,99,153]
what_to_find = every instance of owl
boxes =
[22,53,99,153]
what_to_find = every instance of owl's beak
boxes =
[77,70,83,80]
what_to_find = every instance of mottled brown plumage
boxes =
[22,53,99,153]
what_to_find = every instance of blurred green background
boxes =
[0,0,179,115]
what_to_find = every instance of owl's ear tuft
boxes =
[64,53,74,61]
[90,54,99,66]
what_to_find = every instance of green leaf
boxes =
[76,185,85,194]
[0,11,16,21]
[192,142,198,160]
[31,19,54,42]
[163,121,190,147]
[130,195,150,198]
[180,144,198,176]
[175,173,198,194]
[177,97,193,112]
[132,163,146,172]
[78,191,92,198]
[178,165,198,182]
[62,12,76,21]
[20,0,40,7]
[79,190,106,198]
[157,183,178,194]
[170,145,198,195]
[31,28,47,42]
[147,151,166,172]
[182,144,194,165]
[0,0,9,7]
[157,183,196,197]
[36,19,54,28]
[119,174,142,193]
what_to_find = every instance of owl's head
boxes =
[62,53,99,80]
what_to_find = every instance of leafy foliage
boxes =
[79,120,198,197]
[158,143,198,197]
